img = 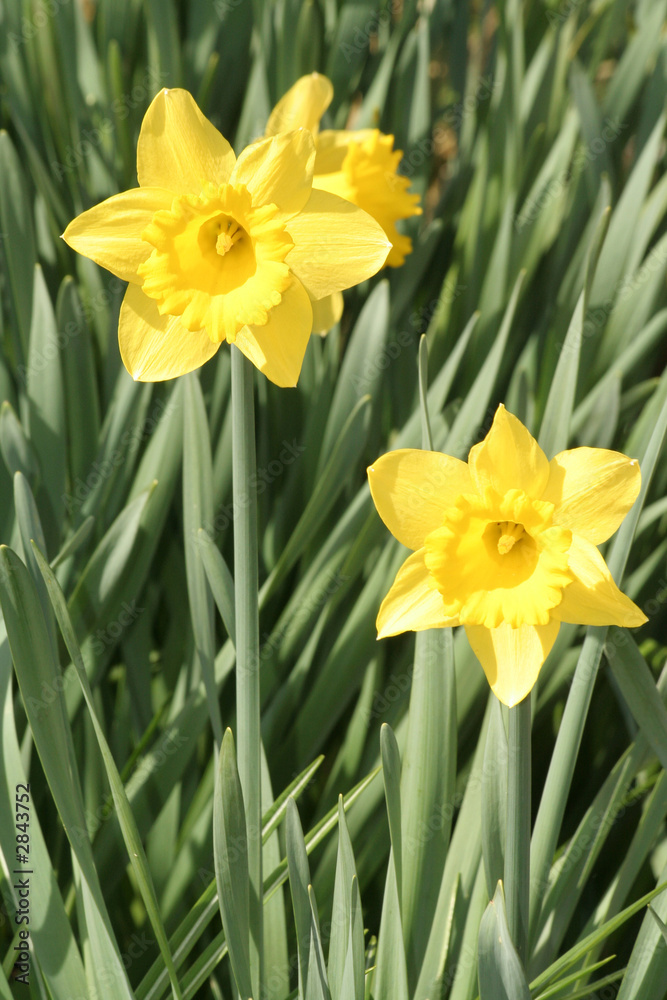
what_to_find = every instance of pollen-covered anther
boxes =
[497,521,525,554]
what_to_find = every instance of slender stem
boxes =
[504,695,531,965]
[231,345,262,998]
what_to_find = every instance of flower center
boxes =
[199,214,247,257]
[423,489,573,629]
[138,183,293,344]
[495,521,525,554]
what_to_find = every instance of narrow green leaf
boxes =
[25,264,66,530]
[306,885,331,1000]
[446,271,525,459]
[213,729,253,1000]
[328,798,363,1000]
[374,853,410,1000]
[197,527,236,646]
[319,279,390,466]
[478,882,531,1000]
[0,401,40,488]
[530,880,667,994]
[32,542,184,1000]
[401,627,457,981]
[183,373,222,745]
[286,796,314,999]
[68,483,155,636]
[607,629,667,771]
[482,698,508,899]
[0,546,134,998]
[0,130,35,362]
[418,335,434,451]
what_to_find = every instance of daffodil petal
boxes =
[231,130,315,220]
[137,88,236,194]
[543,447,641,544]
[553,533,647,627]
[310,291,343,335]
[377,549,458,639]
[285,189,391,298]
[468,404,550,499]
[465,620,559,707]
[119,284,220,381]
[234,278,312,387]
[62,187,173,282]
[265,73,333,137]
[314,128,378,173]
[368,449,474,551]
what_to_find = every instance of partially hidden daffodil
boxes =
[62,88,391,386]
[368,405,647,707]
[266,73,422,333]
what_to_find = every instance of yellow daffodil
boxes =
[62,89,391,386]
[368,405,647,707]
[266,73,422,333]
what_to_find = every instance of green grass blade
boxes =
[32,542,184,1000]
[213,728,253,1000]
[478,882,531,1000]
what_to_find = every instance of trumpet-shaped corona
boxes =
[367,405,647,706]
[63,88,391,385]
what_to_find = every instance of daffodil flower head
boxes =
[368,405,647,707]
[266,73,422,332]
[62,89,391,385]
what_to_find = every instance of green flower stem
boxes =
[231,345,263,998]
[504,694,531,965]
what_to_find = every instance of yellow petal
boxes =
[119,283,220,381]
[137,88,235,194]
[265,73,333,137]
[465,620,560,707]
[231,130,315,220]
[62,187,173,282]
[368,449,474,551]
[542,448,641,544]
[553,533,647,627]
[314,128,378,174]
[286,189,391,298]
[377,549,459,639]
[234,278,312,387]
[468,404,550,499]
[310,291,343,335]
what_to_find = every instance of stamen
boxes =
[216,220,243,256]
[497,521,524,554]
